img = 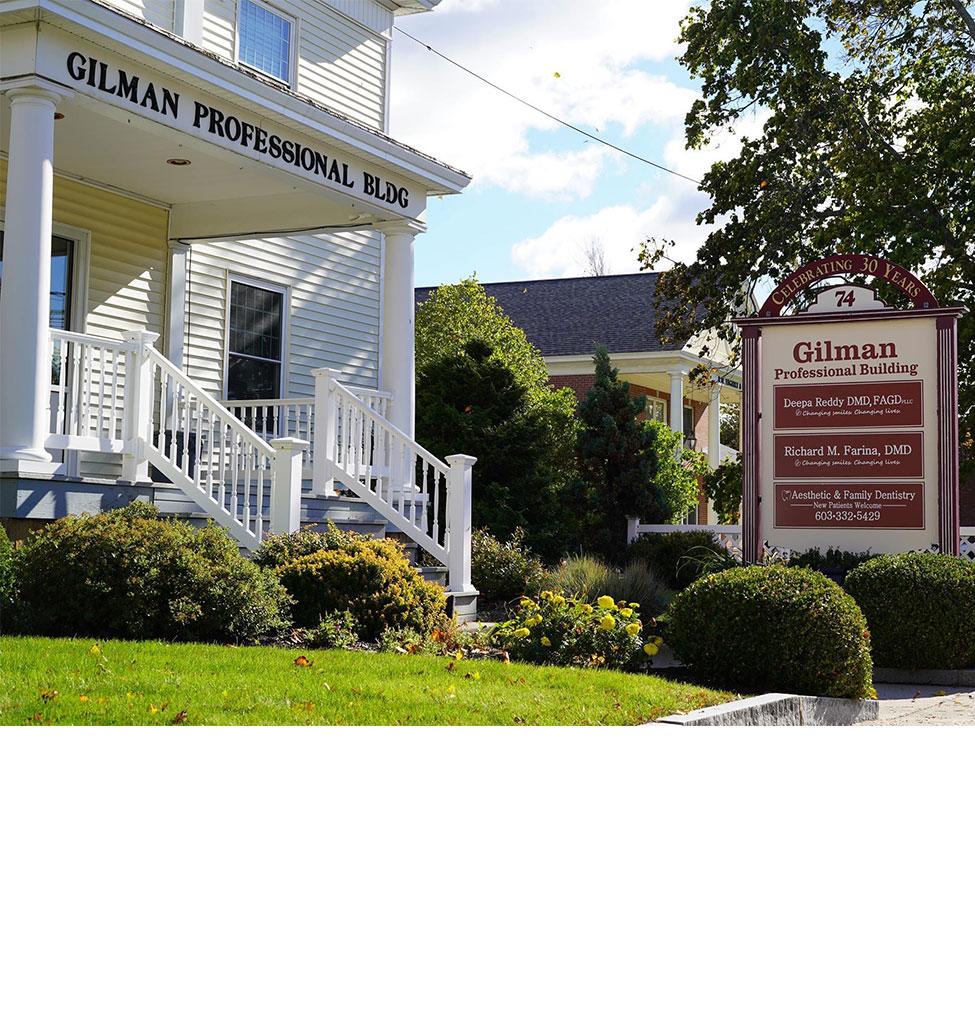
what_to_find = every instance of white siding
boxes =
[200,1,388,129]
[202,0,238,60]
[108,0,176,32]
[184,230,382,399]
[326,1,394,36]
[295,2,388,129]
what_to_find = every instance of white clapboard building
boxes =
[0,0,477,614]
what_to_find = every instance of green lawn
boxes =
[0,635,732,726]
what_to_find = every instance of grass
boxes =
[0,635,733,726]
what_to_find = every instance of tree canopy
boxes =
[639,0,975,469]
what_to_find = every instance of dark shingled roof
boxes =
[415,273,682,357]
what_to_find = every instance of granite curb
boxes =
[656,693,879,726]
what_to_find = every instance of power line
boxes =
[394,26,703,187]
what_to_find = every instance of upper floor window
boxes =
[237,0,295,86]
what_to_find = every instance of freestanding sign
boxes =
[734,256,965,562]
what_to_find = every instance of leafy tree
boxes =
[639,0,975,473]
[644,421,709,523]
[416,340,578,561]
[415,280,580,559]
[576,347,671,558]
[720,403,740,451]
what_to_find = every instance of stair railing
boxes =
[312,368,475,595]
[125,331,306,550]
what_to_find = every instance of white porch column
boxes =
[668,370,686,438]
[0,86,65,464]
[707,383,722,524]
[166,243,189,370]
[378,221,423,439]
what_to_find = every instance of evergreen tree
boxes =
[416,340,579,561]
[576,346,671,558]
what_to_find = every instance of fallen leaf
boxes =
[294,655,312,667]
[171,709,188,725]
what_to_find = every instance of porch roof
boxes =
[0,1,471,240]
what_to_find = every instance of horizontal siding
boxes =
[295,2,388,129]
[184,230,382,399]
[327,1,393,35]
[202,0,237,61]
[107,0,175,31]
[200,1,388,129]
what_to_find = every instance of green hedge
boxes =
[667,565,874,698]
[844,553,975,669]
[0,524,13,616]
[626,530,736,591]
[11,503,288,642]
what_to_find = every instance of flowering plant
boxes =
[492,591,663,672]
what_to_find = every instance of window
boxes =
[227,280,285,400]
[237,0,294,85]
[646,396,666,424]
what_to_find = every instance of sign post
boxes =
[734,256,965,562]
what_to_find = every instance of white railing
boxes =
[48,329,129,453]
[629,520,975,563]
[45,330,306,551]
[313,368,475,595]
[221,386,391,478]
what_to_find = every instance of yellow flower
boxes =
[581,604,593,614]
[519,598,532,608]
[553,595,566,605]
[541,637,552,647]
[644,643,659,656]
[599,614,616,631]
[653,636,663,646]
[597,595,615,610]
[540,590,553,600]
[620,608,633,618]
[513,627,530,639]
[630,602,640,609]
[625,623,641,637]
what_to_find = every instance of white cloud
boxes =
[390,0,697,198]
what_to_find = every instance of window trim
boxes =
[223,273,291,401]
[235,0,298,89]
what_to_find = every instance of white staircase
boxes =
[46,329,476,611]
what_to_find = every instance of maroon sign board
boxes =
[733,255,964,561]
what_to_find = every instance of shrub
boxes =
[471,527,545,604]
[11,503,288,642]
[627,530,736,591]
[788,547,876,581]
[0,523,13,617]
[308,611,360,650]
[844,553,975,669]
[275,535,447,641]
[545,554,668,618]
[254,524,359,568]
[493,592,662,671]
[643,421,709,524]
[667,566,874,698]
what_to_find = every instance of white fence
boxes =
[628,520,975,563]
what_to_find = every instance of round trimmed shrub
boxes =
[275,536,447,641]
[668,566,874,698]
[11,502,289,642]
[844,553,975,669]
[626,530,736,591]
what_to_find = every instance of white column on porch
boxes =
[378,221,423,440]
[668,369,686,438]
[174,0,205,44]
[0,85,66,465]
[707,382,722,523]
[166,243,189,370]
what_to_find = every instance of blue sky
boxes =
[388,0,747,287]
